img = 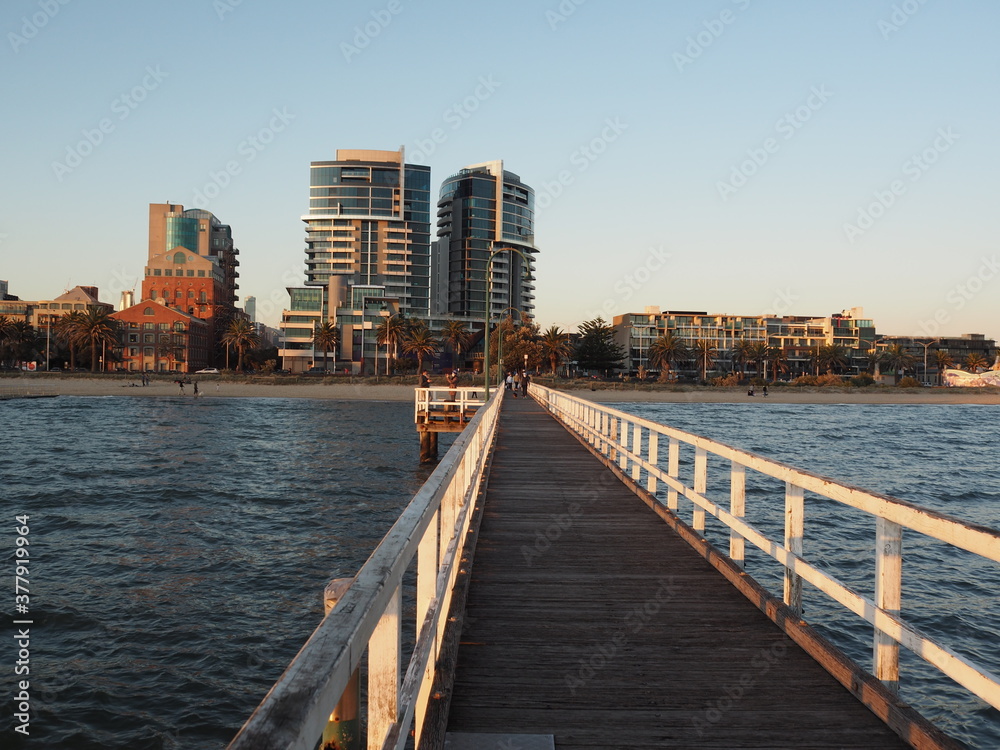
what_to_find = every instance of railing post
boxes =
[322,579,360,750]
[609,417,618,462]
[667,438,679,510]
[414,506,439,747]
[693,447,707,531]
[874,518,902,693]
[729,461,746,569]
[784,483,804,615]
[368,585,401,750]
[618,418,629,471]
[631,423,642,482]
[646,431,658,495]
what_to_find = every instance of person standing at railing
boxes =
[446,370,458,404]
[419,370,430,389]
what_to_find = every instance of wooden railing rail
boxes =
[228,388,505,750]
[530,384,1000,711]
[414,386,487,422]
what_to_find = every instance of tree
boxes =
[313,321,340,371]
[401,326,439,374]
[882,344,915,376]
[964,352,988,372]
[744,341,770,379]
[0,315,11,366]
[5,320,37,366]
[647,331,688,381]
[692,339,716,382]
[574,317,625,376]
[222,319,260,372]
[441,320,471,369]
[817,344,849,375]
[731,339,754,377]
[768,345,789,382]
[539,325,572,375]
[500,321,541,373]
[54,311,86,370]
[73,306,119,373]
[933,349,954,384]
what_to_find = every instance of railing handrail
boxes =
[229,388,505,750]
[530,384,1000,714]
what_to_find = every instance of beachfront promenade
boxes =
[230,386,998,750]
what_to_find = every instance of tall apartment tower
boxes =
[244,295,256,323]
[279,148,432,373]
[303,148,431,317]
[434,160,537,321]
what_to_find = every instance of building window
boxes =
[199,292,207,303]
[154,269,162,276]
[188,290,194,299]
[187,270,195,277]
[144,334,154,343]
[144,307,155,316]
[198,270,205,277]
[165,270,172,277]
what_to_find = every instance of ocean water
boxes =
[1,396,997,748]
[1,396,449,750]
[611,401,1000,749]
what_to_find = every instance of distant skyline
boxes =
[2,0,998,342]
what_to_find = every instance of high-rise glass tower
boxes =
[303,148,431,317]
[280,148,432,373]
[434,160,537,321]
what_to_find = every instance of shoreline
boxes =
[2,376,998,404]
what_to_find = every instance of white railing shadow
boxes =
[229,388,504,750]
[530,384,1000,713]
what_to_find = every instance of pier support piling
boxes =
[420,431,438,463]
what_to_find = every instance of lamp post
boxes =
[483,243,532,397]
[915,338,939,385]
[868,338,886,378]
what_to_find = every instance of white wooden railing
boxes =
[229,388,505,750]
[530,384,1000,712]
[414,386,487,424]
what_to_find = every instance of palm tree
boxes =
[768,345,789,382]
[312,321,341,372]
[0,315,11,366]
[54,311,86,370]
[731,339,754,377]
[376,314,407,374]
[692,339,716,382]
[964,352,988,372]
[73,306,120,373]
[817,344,849,375]
[882,344,915,376]
[5,320,37,366]
[221,319,260,372]
[647,331,688,381]
[402,327,439,374]
[441,320,471,370]
[745,341,770,379]
[538,325,572,376]
[933,350,954,384]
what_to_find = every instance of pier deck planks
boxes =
[444,396,911,749]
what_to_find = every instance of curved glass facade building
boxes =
[435,160,537,320]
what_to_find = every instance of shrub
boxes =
[850,373,875,387]
[816,373,848,387]
[711,373,741,387]
[898,376,921,388]
[792,375,818,386]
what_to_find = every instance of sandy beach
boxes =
[3,375,998,404]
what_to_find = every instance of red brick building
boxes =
[112,301,209,373]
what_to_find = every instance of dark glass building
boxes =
[435,160,537,321]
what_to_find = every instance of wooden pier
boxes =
[231,386,998,750]
[430,396,953,749]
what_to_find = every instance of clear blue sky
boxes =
[2,0,998,341]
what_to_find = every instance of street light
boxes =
[483,243,532,397]
[915,338,939,385]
